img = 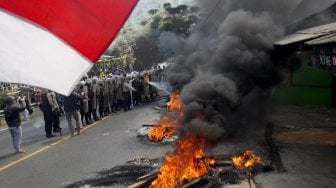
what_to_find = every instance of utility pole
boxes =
[332,75,336,108]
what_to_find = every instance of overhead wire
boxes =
[201,0,222,25]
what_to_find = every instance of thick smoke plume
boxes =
[160,0,333,144]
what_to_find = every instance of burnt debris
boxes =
[65,155,273,188]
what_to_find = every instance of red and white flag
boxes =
[0,0,138,95]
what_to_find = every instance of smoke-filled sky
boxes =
[160,0,335,144]
[290,0,335,22]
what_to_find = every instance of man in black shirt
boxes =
[4,96,27,153]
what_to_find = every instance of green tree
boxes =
[97,31,136,73]
[0,93,7,110]
[133,35,159,71]
[101,3,200,73]
[132,3,200,70]
[158,3,200,37]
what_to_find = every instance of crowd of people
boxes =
[3,67,166,154]
[37,71,163,137]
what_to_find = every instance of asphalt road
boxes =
[1,102,335,188]
[0,102,172,188]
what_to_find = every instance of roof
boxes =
[304,33,336,45]
[274,22,336,46]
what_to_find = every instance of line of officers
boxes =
[39,74,152,138]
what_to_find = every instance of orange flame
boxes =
[151,135,215,188]
[148,91,183,142]
[231,150,263,169]
[149,91,214,187]
[148,114,179,142]
[167,91,184,111]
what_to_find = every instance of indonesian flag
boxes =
[0,0,138,95]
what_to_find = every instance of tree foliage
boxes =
[157,3,200,37]
[132,3,200,70]
[97,2,201,74]
[94,31,136,74]
[133,35,159,71]
[0,93,7,109]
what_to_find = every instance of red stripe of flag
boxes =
[0,0,139,62]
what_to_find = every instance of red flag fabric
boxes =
[0,0,138,95]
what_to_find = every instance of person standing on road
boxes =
[98,79,105,118]
[40,90,55,138]
[63,90,83,136]
[82,90,92,125]
[109,75,117,113]
[90,78,100,121]
[49,91,62,133]
[17,94,29,121]
[103,78,111,116]
[4,96,26,154]
[34,89,41,104]
[122,76,133,111]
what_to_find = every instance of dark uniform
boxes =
[40,93,54,138]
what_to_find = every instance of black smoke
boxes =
[160,0,333,144]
